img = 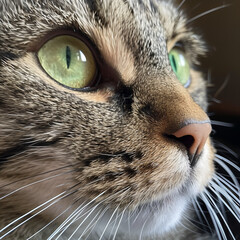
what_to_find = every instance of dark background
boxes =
[177,0,240,238]
[178,0,240,151]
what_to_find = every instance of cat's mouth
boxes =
[136,174,193,210]
[130,156,212,214]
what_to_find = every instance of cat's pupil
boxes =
[66,45,71,69]
[171,55,177,73]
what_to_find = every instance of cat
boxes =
[0,0,239,239]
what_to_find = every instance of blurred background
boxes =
[176,0,240,238]
[178,0,240,151]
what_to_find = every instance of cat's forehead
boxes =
[0,0,181,35]
[0,0,186,53]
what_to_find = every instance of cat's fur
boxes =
[0,0,238,239]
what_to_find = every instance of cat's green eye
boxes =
[169,48,190,87]
[38,35,96,90]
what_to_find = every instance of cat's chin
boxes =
[115,195,189,238]
[65,190,193,239]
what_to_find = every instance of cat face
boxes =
[0,0,216,239]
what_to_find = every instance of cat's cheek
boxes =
[191,138,215,195]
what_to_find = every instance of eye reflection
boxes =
[77,51,87,62]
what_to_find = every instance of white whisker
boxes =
[127,208,131,237]
[47,190,107,240]
[216,154,240,172]
[112,202,132,240]
[214,142,238,158]
[54,204,90,240]
[187,5,230,24]
[99,205,120,240]
[73,188,130,239]
[112,207,126,240]
[216,175,240,197]
[214,175,240,203]
[47,202,85,239]
[0,164,75,190]
[192,199,204,224]
[177,0,186,11]
[26,204,73,240]
[211,120,234,128]
[209,184,240,221]
[77,208,103,239]
[194,198,214,235]
[0,171,73,201]
[214,157,240,192]
[204,190,236,240]
[211,178,240,211]
[68,204,100,240]
[200,192,224,240]
[49,187,129,240]
[139,214,150,240]
[132,205,144,224]
[214,75,230,99]
[178,217,199,235]
[0,191,72,239]
[107,209,120,240]
[83,207,109,240]
[0,191,66,234]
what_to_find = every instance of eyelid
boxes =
[172,41,185,51]
[30,29,101,65]
[171,41,193,67]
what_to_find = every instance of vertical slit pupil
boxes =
[66,46,71,69]
[171,55,177,73]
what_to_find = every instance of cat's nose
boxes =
[171,122,212,167]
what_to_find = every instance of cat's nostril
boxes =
[171,123,212,167]
[177,135,195,150]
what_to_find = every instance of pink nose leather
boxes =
[172,123,212,156]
